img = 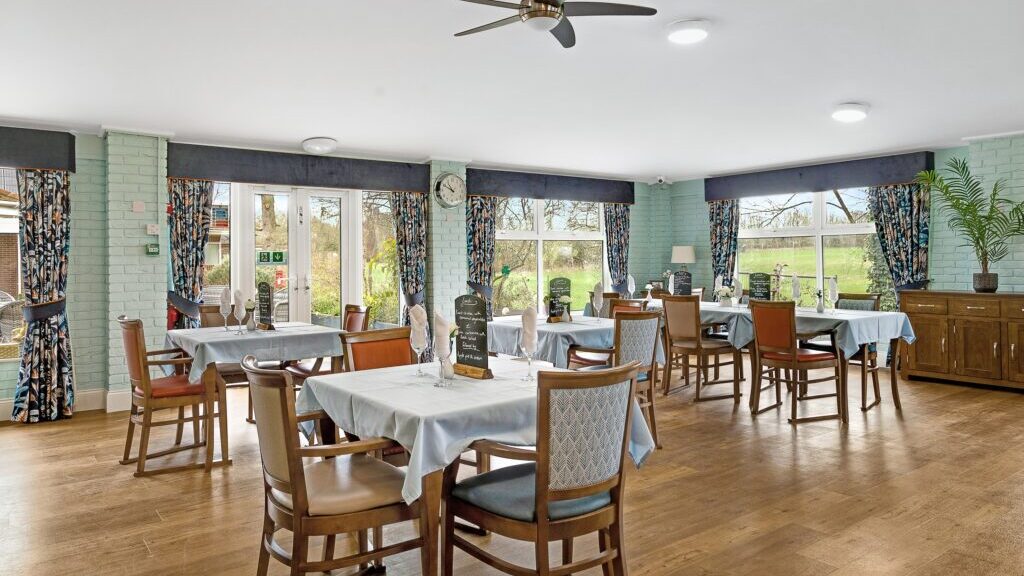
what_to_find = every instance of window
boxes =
[737,188,895,310]
[493,198,607,315]
[0,167,25,348]
[361,191,401,327]
[202,182,232,305]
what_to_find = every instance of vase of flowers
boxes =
[559,295,573,322]
[814,290,825,313]
[715,286,735,307]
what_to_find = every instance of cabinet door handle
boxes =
[916,304,936,308]
[994,342,999,358]
[966,305,985,310]
[1012,343,1017,360]
[941,337,946,353]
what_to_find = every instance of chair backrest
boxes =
[661,295,702,343]
[749,300,797,355]
[341,327,416,372]
[199,304,250,327]
[649,289,670,300]
[606,298,645,318]
[692,287,705,300]
[536,363,639,521]
[591,291,624,318]
[343,304,370,332]
[0,290,14,304]
[241,356,309,514]
[0,301,24,342]
[612,311,661,369]
[836,292,881,311]
[117,315,151,393]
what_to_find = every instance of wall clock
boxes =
[433,172,467,208]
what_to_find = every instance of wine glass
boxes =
[219,308,231,332]
[828,278,840,315]
[232,303,245,335]
[411,327,428,378]
[520,338,536,382]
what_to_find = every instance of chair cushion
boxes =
[670,338,732,351]
[270,454,406,516]
[284,358,330,379]
[762,349,836,362]
[569,350,611,366]
[451,463,611,523]
[136,374,205,398]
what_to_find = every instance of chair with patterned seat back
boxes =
[117,315,220,477]
[442,362,641,576]
[241,355,429,576]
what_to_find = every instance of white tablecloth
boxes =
[296,356,656,504]
[488,316,665,368]
[166,322,343,382]
[696,302,916,357]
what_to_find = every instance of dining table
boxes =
[487,315,666,368]
[164,321,344,465]
[295,356,656,576]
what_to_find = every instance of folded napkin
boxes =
[219,286,231,316]
[714,275,723,291]
[668,274,675,295]
[734,274,743,297]
[409,304,428,350]
[627,274,636,296]
[434,311,455,378]
[233,289,244,318]
[792,273,800,301]
[521,307,538,355]
[592,283,604,317]
[829,277,839,303]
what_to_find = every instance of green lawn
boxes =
[738,245,875,306]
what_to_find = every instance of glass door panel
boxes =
[254,192,291,322]
[308,196,344,328]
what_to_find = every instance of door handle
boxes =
[940,337,946,353]
[966,305,985,310]
[993,342,998,358]
[1012,343,1017,360]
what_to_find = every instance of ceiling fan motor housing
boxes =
[520,0,563,29]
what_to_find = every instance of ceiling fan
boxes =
[455,0,657,48]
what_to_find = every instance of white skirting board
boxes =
[0,388,126,416]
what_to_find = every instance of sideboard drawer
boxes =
[902,296,948,315]
[951,298,1001,318]
[1002,300,1024,319]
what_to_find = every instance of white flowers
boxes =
[714,286,735,300]
[558,295,572,304]
[662,269,673,279]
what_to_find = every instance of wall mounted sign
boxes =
[257,250,287,265]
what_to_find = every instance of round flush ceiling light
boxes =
[301,137,338,155]
[831,103,870,123]
[667,20,710,45]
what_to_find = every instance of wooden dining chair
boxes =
[661,295,742,402]
[241,355,429,576]
[591,291,626,318]
[118,316,217,477]
[691,287,705,300]
[749,300,845,423]
[198,302,275,424]
[569,310,663,447]
[285,305,371,386]
[442,362,641,576]
[340,327,416,372]
[606,298,646,317]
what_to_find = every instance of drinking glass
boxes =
[521,339,536,382]
[232,305,245,335]
[220,310,230,331]
[828,281,840,315]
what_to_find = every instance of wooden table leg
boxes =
[202,366,232,470]
[889,338,903,411]
[839,351,849,424]
[331,355,343,373]
[419,470,443,576]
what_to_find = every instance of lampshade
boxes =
[671,245,696,264]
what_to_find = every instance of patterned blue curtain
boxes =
[466,195,496,319]
[168,178,213,329]
[708,199,739,287]
[603,203,630,294]
[868,183,929,288]
[12,169,75,423]
[391,191,432,360]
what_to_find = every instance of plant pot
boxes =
[973,273,998,293]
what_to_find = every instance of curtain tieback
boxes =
[167,291,201,319]
[404,290,425,307]
[467,281,492,300]
[23,297,66,322]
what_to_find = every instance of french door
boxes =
[231,184,362,325]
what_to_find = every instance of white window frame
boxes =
[495,198,610,312]
[737,190,876,292]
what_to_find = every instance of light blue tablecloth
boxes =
[696,302,916,358]
[166,322,343,382]
[488,316,666,368]
[296,356,656,504]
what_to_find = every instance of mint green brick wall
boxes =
[930,138,1024,291]
[629,180,712,293]
[426,161,468,324]
[105,133,168,394]
[670,179,713,291]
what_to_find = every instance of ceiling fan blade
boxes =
[459,0,522,9]
[455,15,522,36]
[550,17,576,48]
[563,2,657,17]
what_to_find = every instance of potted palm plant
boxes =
[916,158,1024,293]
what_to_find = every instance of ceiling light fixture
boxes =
[667,19,710,45]
[831,103,870,123]
[301,137,338,155]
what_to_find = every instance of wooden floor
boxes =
[3,365,1024,575]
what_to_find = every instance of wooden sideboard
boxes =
[900,290,1024,390]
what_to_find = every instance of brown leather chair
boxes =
[118,316,221,476]
[341,326,416,372]
[242,356,430,576]
[286,304,372,385]
[442,362,641,576]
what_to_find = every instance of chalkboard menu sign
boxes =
[672,270,693,296]
[454,294,492,378]
[548,277,571,317]
[257,282,274,324]
[748,273,771,301]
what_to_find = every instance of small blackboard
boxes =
[257,282,274,325]
[672,270,693,296]
[454,294,492,378]
[548,277,571,317]
[748,273,771,301]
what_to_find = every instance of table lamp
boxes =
[671,245,696,272]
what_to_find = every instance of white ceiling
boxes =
[3,0,1023,181]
